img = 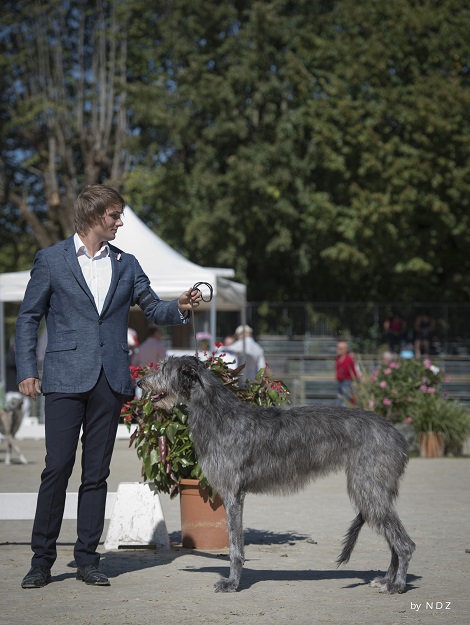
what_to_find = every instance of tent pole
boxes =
[210,293,217,349]
[0,301,5,405]
[241,297,247,364]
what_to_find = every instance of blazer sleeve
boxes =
[130,256,190,326]
[15,250,52,383]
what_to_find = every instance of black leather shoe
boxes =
[76,564,110,586]
[21,565,51,588]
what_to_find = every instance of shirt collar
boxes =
[74,233,110,259]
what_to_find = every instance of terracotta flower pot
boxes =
[419,431,445,458]
[179,479,229,549]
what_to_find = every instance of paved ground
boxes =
[0,439,469,625]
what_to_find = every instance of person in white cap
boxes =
[223,325,268,381]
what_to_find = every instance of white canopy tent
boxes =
[0,206,246,395]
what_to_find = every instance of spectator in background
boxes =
[222,325,267,381]
[336,340,358,405]
[131,325,167,367]
[383,312,407,353]
[414,311,435,357]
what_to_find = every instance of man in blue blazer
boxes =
[16,184,202,588]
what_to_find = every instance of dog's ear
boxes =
[181,362,205,389]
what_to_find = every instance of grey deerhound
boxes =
[139,356,415,594]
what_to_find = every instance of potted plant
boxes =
[406,392,470,457]
[121,347,289,547]
[351,356,470,457]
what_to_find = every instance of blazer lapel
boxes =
[100,248,122,317]
[63,235,98,311]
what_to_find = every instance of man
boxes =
[223,325,267,381]
[16,184,202,589]
[335,340,358,405]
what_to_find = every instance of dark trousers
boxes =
[31,369,124,568]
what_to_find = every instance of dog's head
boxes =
[137,356,205,410]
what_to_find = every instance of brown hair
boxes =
[73,184,125,235]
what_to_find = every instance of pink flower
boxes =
[383,398,392,406]
[391,389,398,395]
[427,387,436,394]
[445,375,451,382]
[419,384,427,392]
[423,358,432,369]
[368,400,375,409]
[390,362,400,369]
[384,368,392,375]
[404,417,413,424]
[379,381,387,388]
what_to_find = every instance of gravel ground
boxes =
[0,439,469,625]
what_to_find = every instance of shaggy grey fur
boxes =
[139,356,415,594]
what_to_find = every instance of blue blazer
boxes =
[16,235,189,395]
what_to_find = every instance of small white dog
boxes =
[0,396,27,464]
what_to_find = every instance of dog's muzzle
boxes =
[150,392,167,402]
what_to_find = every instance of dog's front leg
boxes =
[214,492,245,593]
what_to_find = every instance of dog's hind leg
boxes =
[370,548,398,589]
[214,492,245,593]
[371,509,415,594]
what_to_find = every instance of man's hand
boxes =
[178,288,203,312]
[18,377,41,400]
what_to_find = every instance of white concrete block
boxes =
[0,492,116,520]
[104,482,170,551]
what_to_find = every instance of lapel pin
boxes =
[116,253,122,261]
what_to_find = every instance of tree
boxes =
[0,0,129,248]
[123,0,470,303]
[2,0,469,305]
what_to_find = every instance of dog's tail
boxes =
[336,513,365,566]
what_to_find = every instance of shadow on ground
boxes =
[183,565,422,593]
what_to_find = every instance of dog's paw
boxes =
[214,577,238,593]
[370,576,387,589]
[378,580,405,594]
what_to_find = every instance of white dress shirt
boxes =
[74,233,112,315]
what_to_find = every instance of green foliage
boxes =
[123,0,470,303]
[2,0,470,304]
[121,352,290,498]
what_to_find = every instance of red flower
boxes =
[215,342,224,348]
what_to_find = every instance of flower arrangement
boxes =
[353,357,445,423]
[122,346,290,497]
[352,356,470,452]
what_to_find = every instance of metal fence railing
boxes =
[245,302,470,355]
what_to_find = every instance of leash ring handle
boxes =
[192,282,213,303]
